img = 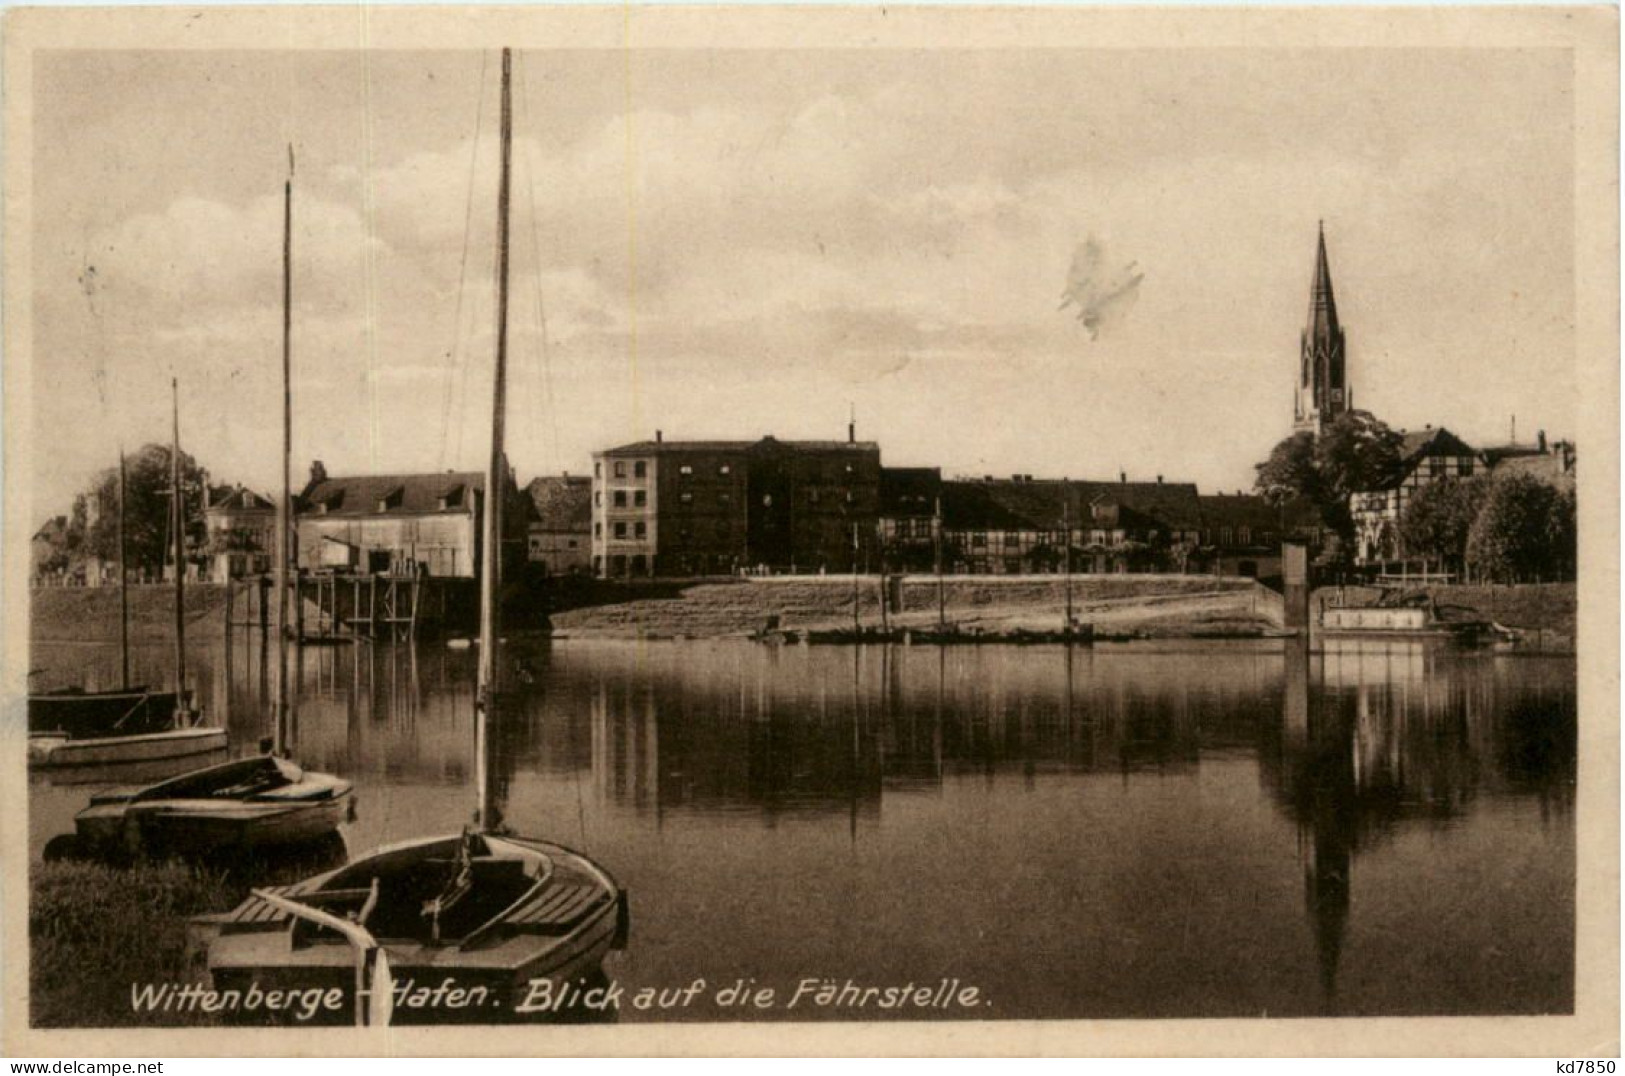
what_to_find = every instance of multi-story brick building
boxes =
[590,433,883,578]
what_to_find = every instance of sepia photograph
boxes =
[2,4,1617,1057]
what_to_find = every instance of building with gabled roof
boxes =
[294,460,525,578]
[203,483,278,580]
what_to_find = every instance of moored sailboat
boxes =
[55,155,353,857]
[200,51,626,1026]
[30,408,229,771]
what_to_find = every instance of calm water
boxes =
[29,634,1575,1020]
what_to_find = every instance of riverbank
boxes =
[549,575,1281,640]
[30,585,231,643]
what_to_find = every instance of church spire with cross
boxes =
[1294,221,1350,435]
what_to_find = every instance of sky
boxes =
[29,46,1575,519]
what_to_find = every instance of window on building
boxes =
[719,464,731,476]
[594,522,602,538]
[635,522,647,539]
[614,522,627,539]
[680,492,694,504]
[1461,459,1475,476]
[594,462,602,478]
[679,464,694,476]
[972,533,987,549]
[720,493,732,505]
[1003,532,1019,548]
[594,491,602,506]
[634,490,647,508]
[809,489,820,504]
[568,539,578,549]
[1220,527,1233,546]
[845,491,854,504]
[1429,457,1445,478]
[613,490,627,508]
[614,461,626,478]
[1237,526,1250,545]
[634,461,647,478]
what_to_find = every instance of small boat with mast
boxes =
[30,389,229,770]
[58,155,352,860]
[201,51,627,1025]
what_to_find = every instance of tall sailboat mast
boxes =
[118,448,130,689]
[171,378,187,713]
[476,46,514,830]
[273,147,294,756]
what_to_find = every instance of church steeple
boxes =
[1294,221,1350,435]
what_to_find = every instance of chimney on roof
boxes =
[1538,429,1548,452]
[1119,470,1126,484]
[848,403,856,445]
[655,430,663,444]
[310,460,327,486]
[1156,474,1163,484]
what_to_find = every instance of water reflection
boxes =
[28,634,1576,1019]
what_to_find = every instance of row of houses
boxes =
[35,425,1576,588]
[579,431,1324,580]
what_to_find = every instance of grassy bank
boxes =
[30,584,231,643]
[30,861,232,1028]
[30,838,351,1028]
[550,575,1279,640]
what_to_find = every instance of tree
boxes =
[65,444,210,575]
[1254,431,1321,507]
[1465,473,1571,583]
[1254,411,1403,549]
[1312,411,1405,503]
[1398,476,1492,568]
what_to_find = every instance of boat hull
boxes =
[28,688,180,739]
[203,833,627,1025]
[30,726,228,769]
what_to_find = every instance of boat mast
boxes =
[273,147,293,756]
[1062,481,1073,631]
[171,378,187,714]
[475,46,514,831]
[934,495,945,631]
[118,448,129,689]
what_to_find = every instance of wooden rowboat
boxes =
[73,754,352,859]
[204,830,627,1025]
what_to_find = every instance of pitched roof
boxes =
[526,475,592,530]
[880,467,942,513]
[33,515,67,543]
[1397,427,1476,461]
[299,471,484,517]
[1494,450,1576,488]
[207,485,274,513]
[940,477,1203,531]
[601,436,879,456]
[1197,493,1282,531]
